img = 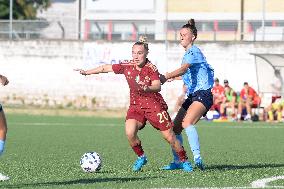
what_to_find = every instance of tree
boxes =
[0,0,51,19]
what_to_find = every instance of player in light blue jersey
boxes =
[160,19,214,171]
[0,74,9,181]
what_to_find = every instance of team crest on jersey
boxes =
[135,75,140,82]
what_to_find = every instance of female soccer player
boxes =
[160,19,214,171]
[75,37,193,172]
[0,74,9,181]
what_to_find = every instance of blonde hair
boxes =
[133,35,149,51]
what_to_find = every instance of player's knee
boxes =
[125,132,135,140]
[182,118,197,127]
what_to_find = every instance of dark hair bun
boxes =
[188,19,195,26]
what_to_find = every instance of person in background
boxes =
[219,79,238,120]
[0,74,9,181]
[271,69,282,103]
[237,82,261,121]
[266,98,284,122]
[211,78,224,113]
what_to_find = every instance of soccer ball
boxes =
[206,110,220,121]
[80,152,102,173]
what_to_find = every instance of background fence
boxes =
[1,20,284,41]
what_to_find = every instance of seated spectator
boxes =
[237,82,261,121]
[220,79,239,120]
[211,78,225,113]
[266,98,284,122]
[271,69,282,103]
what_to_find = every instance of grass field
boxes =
[0,112,284,188]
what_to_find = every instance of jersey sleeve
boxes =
[183,51,196,65]
[183,47,205,65]
[147,64,160,81]
[150,70,160,81]
[112,63,125,74]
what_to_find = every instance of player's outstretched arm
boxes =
[0,75,9,86]
[74,64,113,75]
[165,63,190,81]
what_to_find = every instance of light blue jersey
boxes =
[181,45,214,94]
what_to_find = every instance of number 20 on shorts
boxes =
[157,111,169,123]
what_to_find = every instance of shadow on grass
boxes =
[206,163,284,171]
[0,176,159,188]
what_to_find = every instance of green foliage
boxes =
[1,114,284,188]
[0,0,51,19]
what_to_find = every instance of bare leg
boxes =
[160,128,187,162]
[182,101,207,170]
[125,119,147,171]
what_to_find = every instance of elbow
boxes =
[157,85,161,92]
[180,67,188,75]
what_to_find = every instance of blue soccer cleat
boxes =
[132,156,147,172]
[194,157,205,171]
[161,162,183,170]
[181,161,193,172]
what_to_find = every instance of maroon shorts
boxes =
[126,105,173,131]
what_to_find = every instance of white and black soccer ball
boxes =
[80,152,102,173]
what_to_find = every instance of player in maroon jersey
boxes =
[75,36,193,172]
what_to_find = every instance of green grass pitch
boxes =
[0,113,284,188]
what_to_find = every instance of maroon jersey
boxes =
[112,59,168,110]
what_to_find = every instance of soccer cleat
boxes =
[161,162,183,170]
[0,173,9,181]
[194,157,205,171]
[181,161,193,172]
[132,156,147,172]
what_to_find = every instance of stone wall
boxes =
[1,40,283,110]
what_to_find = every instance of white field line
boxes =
[154,187,252,189]
[251,175,284,188]
[153,175,284,189]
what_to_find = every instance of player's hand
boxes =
[74,69,88,76]
[0,75,9,86]
[139,82,148,92]
[165,72,174,82]
[135,81,148,92]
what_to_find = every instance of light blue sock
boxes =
[172,134,183,163]
[0,140,5,156]
[185,125,201,160]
